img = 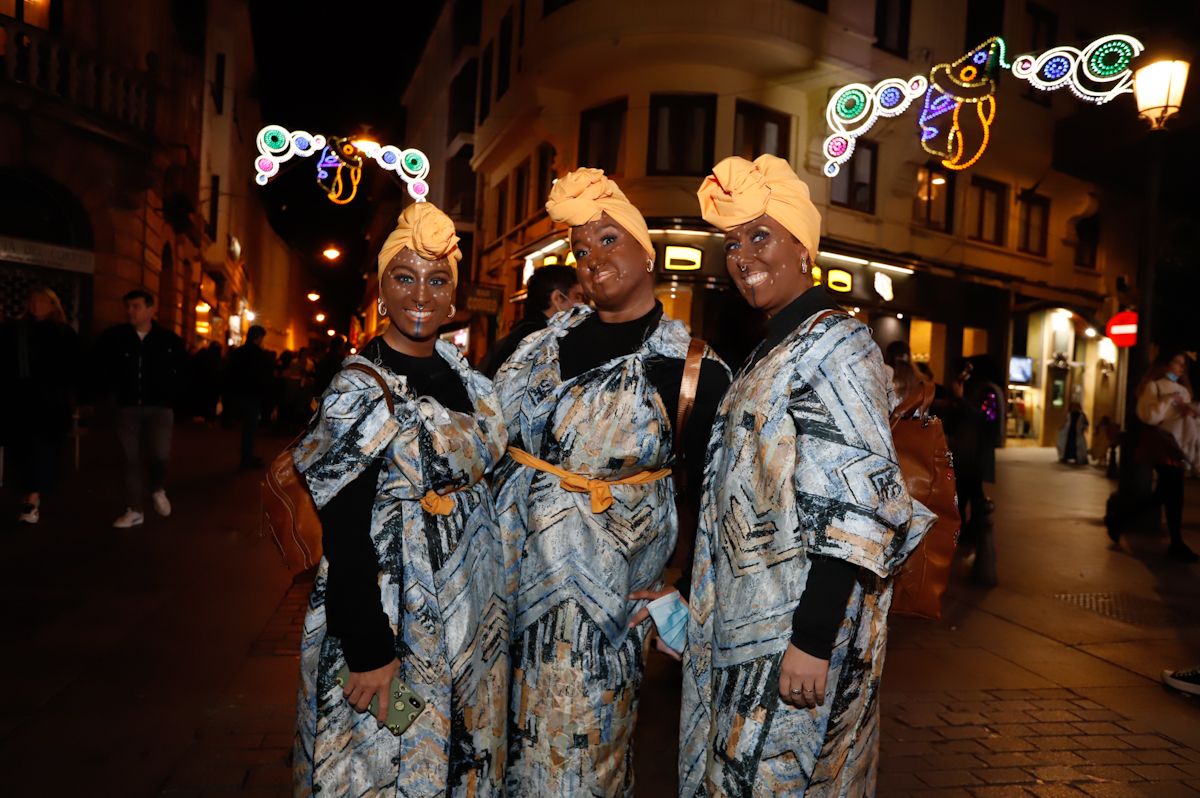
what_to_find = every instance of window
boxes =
[478,41,494,123]
[444,147,476,218]
[579,98,627,176]
[1074,215,1099,269]
[874,0,911,57]
[512,159,530,224]
[734,100,790,160]
[913,163,954,231]
[1,0,52,29]
[448,59,477,143]
[493,179,508,240]
[968,176,1008,245]
[208,175,220,241]
[212,53,226,115]
[536,142,556,208]
[496,9,513,100]
[543,0,576,16]
[830,140,876,214]
[964,0,1004,50]
[647,94,716,176]
[452,0,481,50]
[1017,191,1050,256]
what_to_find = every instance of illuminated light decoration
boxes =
[195,301,211,313]
[874,272,895,301]
[920,37,1008,171]
[664,245,703,271]
[306,292,321,302]
[818,250,869,266]
[825,33,1141,176]
[869,260,915,275]
[1010,34,1143,104]
[254,125,431,204]
[315,312,327,323]
[322,247,341,261]
[245,310,256,322]
[326,329,337,337]
[822,74,928,177]
[826,268,854,293]
[544,254,559,265]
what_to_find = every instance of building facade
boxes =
[383,0,1154,445]
[1,0,304,352]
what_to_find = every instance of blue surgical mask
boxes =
[1166,372,1181,383]
[646,591,689,654]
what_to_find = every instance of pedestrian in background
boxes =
[1057,400,1090,465]
[1133,350,1199,562]
[478,263,585,378]
[312,335,347,398]
[224,324,272,469]
[0,287,80,525]
[94,289,186,528]
[190,341,223,423]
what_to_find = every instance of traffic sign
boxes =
[1105,310,1138,348]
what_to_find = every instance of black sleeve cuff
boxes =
[791,556,859,660]
[339,614,397,672]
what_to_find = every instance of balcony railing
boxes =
[1,17,153,135]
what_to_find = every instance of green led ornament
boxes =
[1089,40,1133,77]
[836,89,869,121]
[404,152,425,172]
[263,127,289,153]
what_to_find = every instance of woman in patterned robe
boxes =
[492,168,729,796]
[293,203,509,797]
[679,156,935,797]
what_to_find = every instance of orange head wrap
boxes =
[697,154,821,256]
[376,202,462,284]
[545,167,655,260]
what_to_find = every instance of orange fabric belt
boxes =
[420,489,458,516]
[506,446,672,513]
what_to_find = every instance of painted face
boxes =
[125,298,154,327]
[1169,354,1187,377]
[379,247,455,342]
[723,213,813,317]
[571,213,654,313]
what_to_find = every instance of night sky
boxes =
[249,3,442,333]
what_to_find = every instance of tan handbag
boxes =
[668,337,707,570]
[261,363,395,573]
[889,381,961,619]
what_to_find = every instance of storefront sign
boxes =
[664,245,702,271]
[461,282,506,315]
[1105,310,1138,347]
[0,235,95,274]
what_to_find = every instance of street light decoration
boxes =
[253,124,431,205]
[823,33,1144,177]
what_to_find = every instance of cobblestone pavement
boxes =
[3,426,1197,796]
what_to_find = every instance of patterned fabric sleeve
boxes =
[293,367,401,509]
[790,321,918,578]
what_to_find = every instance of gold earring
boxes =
[377,298,387,317]
[646,259,654,274]
[447,304,456,318]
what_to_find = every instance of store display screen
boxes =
[1009,356,1033,384]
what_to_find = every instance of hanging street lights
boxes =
[307,292,321,302]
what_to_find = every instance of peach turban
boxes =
[545,167,655,260]
[697,154,821,256]
[376,201,462,284]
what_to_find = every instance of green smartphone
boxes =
[336,664,426,736]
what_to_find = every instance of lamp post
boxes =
[1107,57,1189,538]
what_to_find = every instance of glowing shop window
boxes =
[826,268,853,293]
[664,245,702,271]
[963,326,989,357]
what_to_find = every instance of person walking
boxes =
[492,167,729,796]
[478,263,585,378]
[1057,400,1090,465]
[224,324,272,469]
[679,155,934,797]
[95,289,187,528]
[293,202,509,796]
[0,288,80,524]
[1133,350,1199,562]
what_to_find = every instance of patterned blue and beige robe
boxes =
[492,305,726,797]
[292,341,510,797]
[680,311,935,797]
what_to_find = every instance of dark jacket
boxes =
[0,317,80,436]
[479,314,548,379]
[225,343,274,402]
[95,322,187,408]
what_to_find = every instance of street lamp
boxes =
[307,292,321,302]
[245,310,256,322]
[322,247,341,261]
[1108,54,1190,539]
[326,329,336,337]
[315,312,327,323]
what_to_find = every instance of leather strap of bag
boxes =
[343,362,396,413]
[804,309,848,335]
[890,380,935,428]
[674,338,706,454]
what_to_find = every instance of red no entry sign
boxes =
[1106,310,1138,347]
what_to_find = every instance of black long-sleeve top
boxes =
[750,287,860,660]
[319,337,473,672]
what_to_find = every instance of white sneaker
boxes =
[113,509,145,528]
[151,490,172,517]
[18,504,39,524]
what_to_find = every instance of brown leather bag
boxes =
[261,363,395,574]
[889,380,961,619]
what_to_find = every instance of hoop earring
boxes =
[646,259,654,274]
[377,298,387,317]
[447,304,456,318]
[800,258,809,275]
